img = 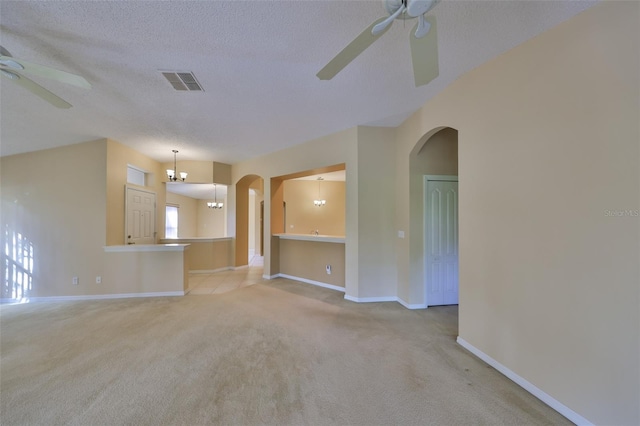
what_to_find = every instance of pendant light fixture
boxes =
[207,184,224,209]
[314,177,326,206]
[166,150,187,182]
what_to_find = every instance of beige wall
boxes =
[160,161,232,185]
[279,240,345,287]
[1,140,107,297]
[196,198,226,238]
[283,180,345,236]
[166,192,198,238]
[0,2,636,423]
[106,139,166,245]
[158,239,232,272]
[355,126,397,299]
[0,138,179,298]
[393,2,638,424]
[103,249,187,293]
[165,192,226,238]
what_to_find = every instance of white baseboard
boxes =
[1,291,185,303]
[397,298,427,309]
[344,295,397,303]
[263,274,279,280]
[277,274,346,293]
[190,267,233,274]
[456,337,593,426]
[232,265,249,271]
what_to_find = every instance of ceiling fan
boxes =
[0,46,91,109]
[317,0,440,87]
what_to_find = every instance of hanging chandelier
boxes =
[314,177,326,206]
[166,150,187,182]
[208,183,224,209]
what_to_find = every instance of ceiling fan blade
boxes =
[409,15,439,87]
[317,17,393,81]
[3,71,72,108]
[372,4,405,36]
[0,55,91,89]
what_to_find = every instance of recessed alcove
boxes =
[270,164,346,290]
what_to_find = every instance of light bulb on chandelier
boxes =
[208,181,224,209]
[314,177,326,207]
[166,150,187,182]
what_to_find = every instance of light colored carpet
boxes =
[0,278,571,425]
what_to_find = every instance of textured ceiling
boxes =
[0,0,597,164]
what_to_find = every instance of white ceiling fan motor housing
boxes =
[384,0,440,19]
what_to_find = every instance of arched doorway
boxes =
[409,127,459,307]
[235,174,264,267]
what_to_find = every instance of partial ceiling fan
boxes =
[0,46,91,109]
[317,0,440,87]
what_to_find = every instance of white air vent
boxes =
[160,71,203,91]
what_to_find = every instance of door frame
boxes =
[124,185,157,244]
[423,175,459,307]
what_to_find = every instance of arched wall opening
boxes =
[235,174,264,267]
[409,126,459,306]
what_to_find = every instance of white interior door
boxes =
[425,177,459,306]
[125,186,156,245]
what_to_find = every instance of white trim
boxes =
[0,291,185,304]
[274,233,345,244]
[397,298,427,309]
[104,243,189,252]
[263,274,279,280]
[159,237,232,243]
[456,337,593,426]
[232,265,249,271]
[277,274,345,292]
[424,175,459,182]
[190,267,233,274]
[344,295,397,303]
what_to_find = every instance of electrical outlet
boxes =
[72,276,79,285]
[326,265,332,275]
[96,276,102,284]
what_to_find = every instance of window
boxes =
[165,205,178,238]
[127,166,147,186]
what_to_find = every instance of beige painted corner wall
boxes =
[231,126,397,300]
[106,139,166,245]
[283,180,345,236]
[356,126,397,299]
[394,2,638,424]
[1,140,107,297]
